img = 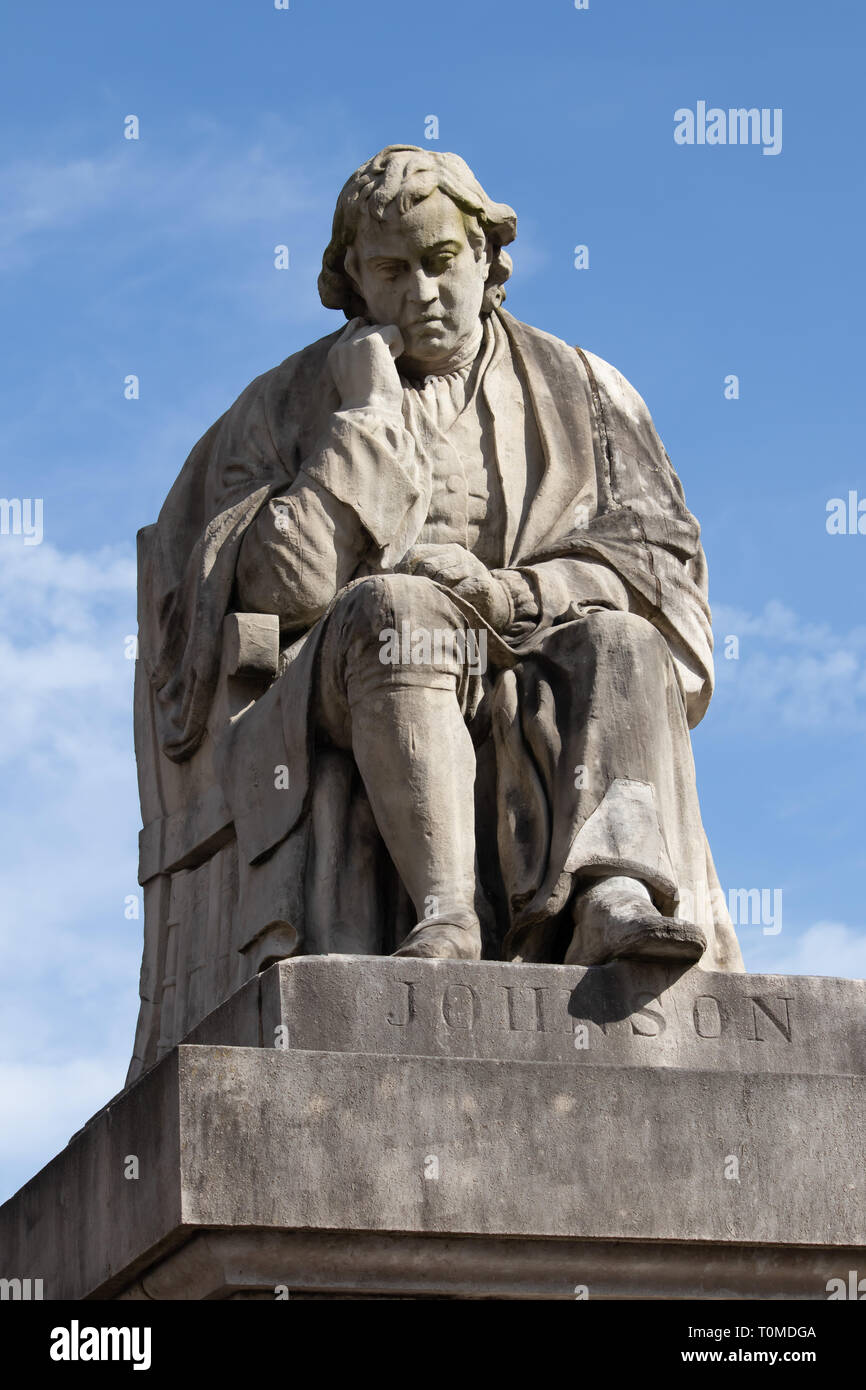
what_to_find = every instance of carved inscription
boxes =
[746,996,793,1042]
[441,983,480,1030]
[386,980,416,1026]
[386,979,794,1044]
[693,994,724,1038]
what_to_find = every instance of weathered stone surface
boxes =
[186,955,866,1076]
[129,145,746,1076]
[2,959,864,1300]
[0,1050,184,1301]
[113,1229,866,1302]
[172,1048,866,1250]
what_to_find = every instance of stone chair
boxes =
[126,517,425,1086]
[127,522,286,1085]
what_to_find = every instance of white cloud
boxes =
[0,124,330,275]
[0,540,142,1175]
[712,599,866,730]
[0,540,136,762]
[0,538,135,621]
[744,920,866,980]
[0,1058,126,1165]
[0,156,124,267]
[0,542,142,1061]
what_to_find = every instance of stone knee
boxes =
[330,574,468,702]
[331,573,450,639]
[576,609,671,681]
[581,608,666,653]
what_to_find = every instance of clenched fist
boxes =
[398,543,512,632]
[327,317,405,416]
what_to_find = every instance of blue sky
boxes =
[0,0,864,1201]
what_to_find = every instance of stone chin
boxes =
[405,320,449,342]
[401,325,455,359]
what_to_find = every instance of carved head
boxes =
[319,146,517,368]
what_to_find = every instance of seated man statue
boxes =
[142,144,743,973]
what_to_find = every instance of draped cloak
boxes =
[138,308,744,972]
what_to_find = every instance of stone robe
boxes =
[140,308,743,971]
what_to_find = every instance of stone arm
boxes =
[498,556,704,705]
[495,347,715,718]
[492,557,630,640]
[236,407,421,634]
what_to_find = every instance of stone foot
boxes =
[392,919,482,961]
[564,875,706,967]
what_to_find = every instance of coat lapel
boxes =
[497,310,599,562]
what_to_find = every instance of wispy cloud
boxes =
[712,599,866,731]
[0,119,331,275]
[744,920,866,980]
[0,118,346,1202]
[0,1059,123,1165]
[0,539,141,1200]
[0,540,135,759]
[0,155,124,268]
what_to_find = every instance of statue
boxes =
[130,145,742,1079]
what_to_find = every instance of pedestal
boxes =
[2,958,864,1299]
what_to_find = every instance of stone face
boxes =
[186,955,866,1076]
[3,960,864,1300]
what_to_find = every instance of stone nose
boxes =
[407,267,439,306]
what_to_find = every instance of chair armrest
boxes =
[222,612,280,680]
[207,612,281,728]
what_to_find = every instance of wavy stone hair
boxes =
[318,145,518,320]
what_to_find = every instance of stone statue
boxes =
[130,144,742,1077]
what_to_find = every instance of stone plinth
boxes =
[2,959,864,1300]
